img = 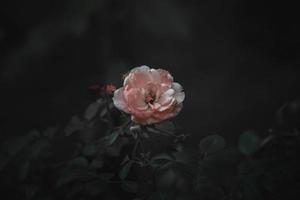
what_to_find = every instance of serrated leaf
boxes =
[238,131,261,156]
[121,181,138,193]
[199,134,226,155]
[65,115,85,136]
[84,100,102,121]
[119,161,133,180]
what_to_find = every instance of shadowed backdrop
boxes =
[1,0,300,142]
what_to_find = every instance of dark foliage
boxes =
[1,89,300,200]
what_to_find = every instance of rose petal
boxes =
[172,82,185,104]
[158,89,175,105]
[124,65,151,87]
[157,69,173,86]
[125,88,148,111]
[113,88,129,113]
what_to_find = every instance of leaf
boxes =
[150,153,175,170]
[121,155,130,165]
[26,138,50,160]
[84,100,102,121]
[1,132,36,156]
[89,157,104,169]
[19,161,30,181]
[238,131,261,156]
[150,154,175,163]
[119,161,133,180]
[0,131,36,171]
[199,134,226,155]
[100,131,119,146]
[68,157,89,168]
[121,181,138,193]
[82,143,97,156]
[65,115,85,136]
[99,107,108,118]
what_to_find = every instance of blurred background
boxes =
[1,0,300,140]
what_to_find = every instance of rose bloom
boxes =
[113,65,185,125]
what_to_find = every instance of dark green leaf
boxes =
[100,131,119,146]
[238,131,261,155]
[1,132,36,156]
[65,115,85,136]
[121,155,130,165]
[121,181,138,193]
[82,143,97,156]
[26,138,50,160]
[89,157,104,169]
[0,131,36,171]
[150,154,175,163]
[68,157,89,168]
[150,153,175,169]
[199,134,226,155]
[119,161,133,180]
[84,100,102,121]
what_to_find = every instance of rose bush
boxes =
[113,65,185,124]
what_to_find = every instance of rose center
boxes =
[145,94,155,104]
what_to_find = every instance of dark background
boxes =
[1,0,300,140]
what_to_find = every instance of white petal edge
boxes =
[124,65,150,86]
[172,82,185,104]
[112,88,129,113]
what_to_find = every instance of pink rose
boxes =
[113,65,185,125]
